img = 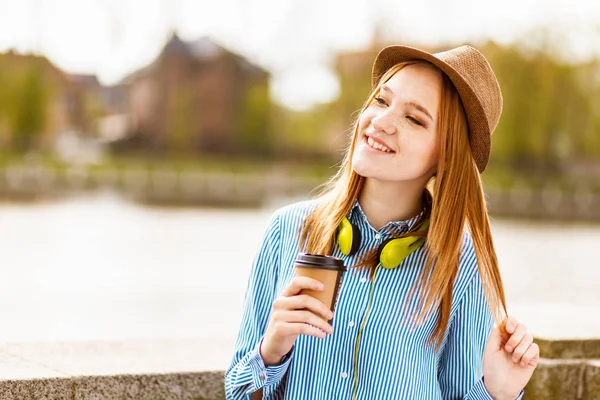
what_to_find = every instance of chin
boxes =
[350,158,370,177]
[352,161,427,183]
[351,163,385,180]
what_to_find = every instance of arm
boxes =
[437,272,524,400]
[225,212,293,399]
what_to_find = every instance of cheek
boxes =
[422,135,440,166]
[357,110,374,131]
[403,132,439,165]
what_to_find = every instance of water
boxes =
[0,194,598,349]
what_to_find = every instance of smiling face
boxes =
[352,62,443,184]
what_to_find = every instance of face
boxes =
[352,63,442,183]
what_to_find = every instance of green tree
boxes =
[10,66,48,151]
[481,38,600,172]
[236,82,272,156]
[165,81,195,153]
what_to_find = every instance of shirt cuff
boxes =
[470,378,525,400]
[247,337,294,391]
[468,378,495,400]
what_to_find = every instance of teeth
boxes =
[367,136,392,153]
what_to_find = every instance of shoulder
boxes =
[265,199,322,278]
[271,198,321,231]
[457,230,479,281]
[451,230,485,302]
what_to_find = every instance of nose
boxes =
[371,110,397,135]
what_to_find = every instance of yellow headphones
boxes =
[337,217,429,269]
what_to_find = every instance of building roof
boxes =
[122,32,269,83]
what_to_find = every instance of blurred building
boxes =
[63,74,104,137]
[124,33,272,156]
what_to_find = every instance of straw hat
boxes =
[371,45,502,173]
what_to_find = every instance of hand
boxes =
[260,276,334,366]
[483,316,540,400]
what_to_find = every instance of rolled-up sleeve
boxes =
[437,270,523,400]
[225,211,293,399]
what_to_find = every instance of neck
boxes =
[357,178,426,230]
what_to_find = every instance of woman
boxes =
[225,44,540,400]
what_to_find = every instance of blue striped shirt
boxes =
[226,199,518,399]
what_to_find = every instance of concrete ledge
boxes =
[0,339,229,400]
[523,359,600,400]
[536,338,600,359]
[71,372,225,399]
[0,378,73,399]
[0,372,226,400]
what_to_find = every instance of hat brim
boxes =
[371,45,490,173]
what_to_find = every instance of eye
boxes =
[406,116,423,126]
[374,96,387,106]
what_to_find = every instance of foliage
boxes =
[236,82,272,155]
[0,55,52,152]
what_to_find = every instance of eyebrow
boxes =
[380,85,434,122]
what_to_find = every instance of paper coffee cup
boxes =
[294,253,346,323]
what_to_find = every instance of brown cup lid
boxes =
[295,253,346,271]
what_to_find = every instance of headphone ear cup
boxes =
[379,236,426,269]
[377,238,393,262]
[338,217,361,256]
[349,223,361,256]
[378,238,397,269]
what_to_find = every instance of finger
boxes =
[521,343,540,367]
[505,323,527,353]
[511,333,533,363]
[281,322,328,339]
[281,277,324,297]
[278,294,334,321]
[487,325,504,350]
[504,315,519,335]
[277,310,334,334]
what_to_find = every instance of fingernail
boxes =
[505,345,513,352]
[318,283,325,290]
[328,312,334,319]
[512,357,519,363]
[520,361,526,367]
[507,323,514,332]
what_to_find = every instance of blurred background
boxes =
[0,0,598,351]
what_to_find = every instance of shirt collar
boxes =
[349,199,425,234]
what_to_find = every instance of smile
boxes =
[365,136,394,153]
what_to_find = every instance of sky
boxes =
[1,0,600,110]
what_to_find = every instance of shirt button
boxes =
[375,233,381,240]
[259,373,265,381]
[341,372,348,379]
[348,321,355,327]
[360,277,367,283]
